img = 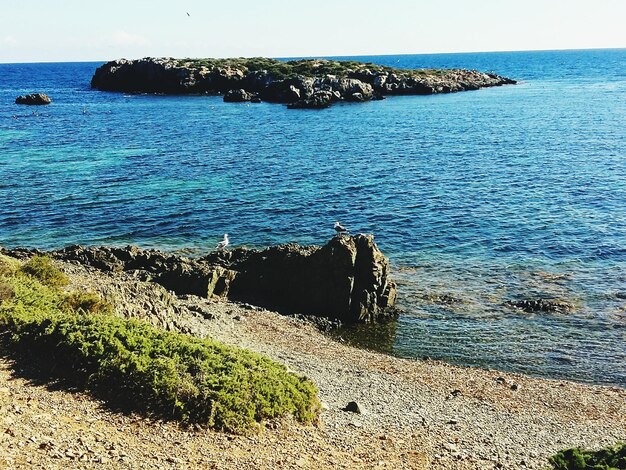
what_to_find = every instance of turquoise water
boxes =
[1,49,625,386]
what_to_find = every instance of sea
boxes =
[1,49,624,387]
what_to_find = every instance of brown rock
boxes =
[15,93,52,105]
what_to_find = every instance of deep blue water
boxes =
[1,49,625,386]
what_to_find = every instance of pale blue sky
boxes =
[1,0,625,62]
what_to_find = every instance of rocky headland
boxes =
[90,57,516,108]
[2,235,397,325]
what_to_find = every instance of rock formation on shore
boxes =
[90,57,516,108]
[15,93,52,105]
[3,235,397,323]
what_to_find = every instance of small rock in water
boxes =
[15,93,52,105]
[343,401,364,414]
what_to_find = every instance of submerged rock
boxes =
[505,298,575,314]
[15,93,52,105]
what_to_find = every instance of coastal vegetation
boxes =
[0,255,320,433]
[174,57,443,80]
[549,443,626,470]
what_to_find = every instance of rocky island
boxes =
[91,57,516,108]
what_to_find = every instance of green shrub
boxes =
[549,443,626,470]
[0,254,19,278]
[175,57,442,81]
[20,255,68,289]
[0,280,13,301]
[61,291,112,315]
[0,257,320,433]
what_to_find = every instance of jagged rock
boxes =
[260,79,307,103]
[90,58,245,94]
[223,89,253,102]
[90,58,186,93]
[288,91,334,110]
[8,235,396,323]
[241,70,274,92]
[200,235,397,322]
[315,77,374,100]
[348,92,363,101]
[15,93,52,105]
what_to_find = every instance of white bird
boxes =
[216,233,229,251]
[334,221,348,236]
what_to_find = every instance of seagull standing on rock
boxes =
[334,221,348,236]
[216,233,229,251]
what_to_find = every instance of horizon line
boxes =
[1,46,624,65]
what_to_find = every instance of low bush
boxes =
[20,255,68,289]
[0,254,19,278]
[0,256,320,433]
[549,443,626,470]
[177,57,421,81]
[61,291,112,315]
[0,280,13,301]
[0,256,18,300]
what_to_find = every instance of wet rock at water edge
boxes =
[223,89,254,102]
[288,91,334,109]
[15,93,52,105]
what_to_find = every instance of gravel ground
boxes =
[1,261,624,469]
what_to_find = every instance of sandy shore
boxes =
[1,261,624,469]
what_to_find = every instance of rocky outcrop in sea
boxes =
[90,57,516,108]
[15,93,52,105]
[3,235,397,323]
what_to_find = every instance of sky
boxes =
[1,0,625,63]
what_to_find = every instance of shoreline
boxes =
[2,243,623,388]
[2,256,624,469]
